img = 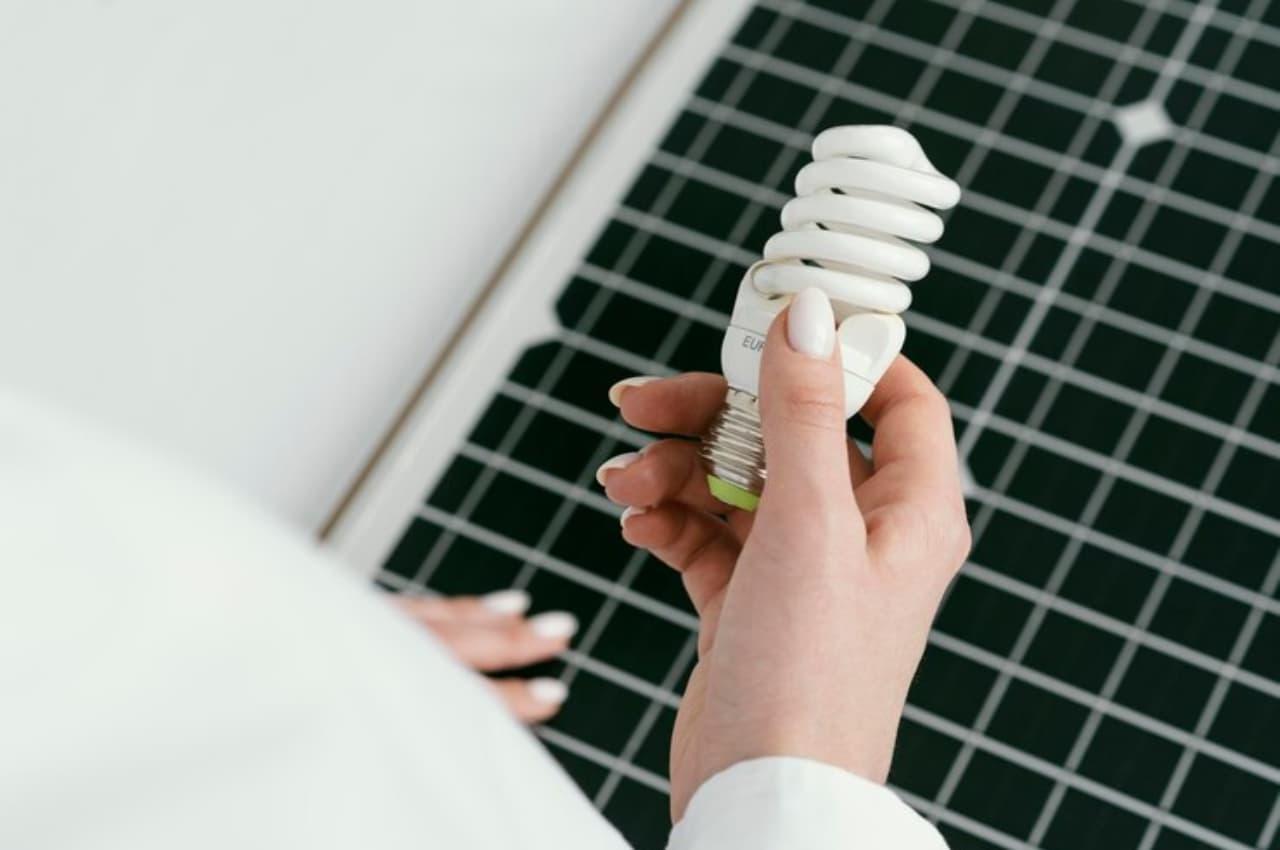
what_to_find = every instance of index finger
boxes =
[613,372,727,437]
[858,356,964,511]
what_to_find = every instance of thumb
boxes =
[757,287,856,512]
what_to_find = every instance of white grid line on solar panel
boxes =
[757,0,1279,172]
[396,7,814,600]
[562,647,683,710]
[940,0,1280,112]
[1138,0,1280,50]
[438,429,1280,788]
[1261,791,1280,850]
[592,635,696,808]
[680,93,1280,317]
[896,787,1030,850]
[600,206,1280,469]
[538,725,672,794]
[1037,133,1280,844]
[464,381,1280,705]
[495,368,1280,625]
[640,145,1280,388]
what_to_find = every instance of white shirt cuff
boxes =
[668,757,948,850]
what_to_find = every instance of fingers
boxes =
[858,356,965,509]
[756,289,862,518]
[423,610,578,672]
[856,356,969,564]
[621,503,738,613]
[395,589,531,624]
[393,593,576,723]
[490,678,570,724]
[612,372,727,437]
[598,439,734,517]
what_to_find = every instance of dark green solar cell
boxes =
[1115,647,1215,731]
[1059,544,1156,623]
[935,573,1035,654]
[1022,610,1123,691]
[986,679,1089,764]
[890,718,964,797]
[1172,754,1276,844]
[1093,478,1193,553]
[1148,578,1250,661]
[1078,716,1183,803]
[1041,788,1149,850]
[948,750,1054,839]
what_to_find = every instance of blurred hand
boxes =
[602,288,970,820]
[394,592,578,724]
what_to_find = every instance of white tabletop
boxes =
[0,0,679,530]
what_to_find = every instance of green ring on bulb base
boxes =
[707,475,761,512]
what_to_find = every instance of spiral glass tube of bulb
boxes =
[700,125,961,511]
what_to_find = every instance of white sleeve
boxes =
[668,757,948,850]
[0,390,630,850]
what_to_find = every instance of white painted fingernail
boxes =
[528,677,569,705]
[787,287,835,359]
[481,589,530,616]
[608,375,661,407]
[596,451,642,486]
[529,611,578,639]
[620,505,649,527]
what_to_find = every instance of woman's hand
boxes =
[602,288,970,820]
[394,591,578,724]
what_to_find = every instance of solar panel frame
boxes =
[328,1,1280,848]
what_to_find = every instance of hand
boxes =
[601,288,971,819]
[393,591,579,724]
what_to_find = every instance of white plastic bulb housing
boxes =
[701,125,960,511]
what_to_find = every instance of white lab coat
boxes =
[0,389,946,849]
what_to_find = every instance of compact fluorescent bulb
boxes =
[701,125,961,511]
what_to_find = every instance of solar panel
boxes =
[358,1,1280,847]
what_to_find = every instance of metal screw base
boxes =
[700,388,766,498]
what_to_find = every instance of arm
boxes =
[603,287,970,847]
